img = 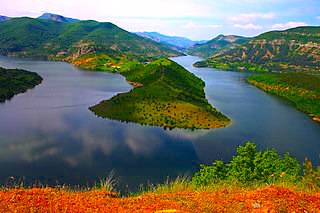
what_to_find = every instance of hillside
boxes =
[90,58,230,129]
[38,13,80,23]
[0,17,183,62]
[0,67,42,102]
[136,32,206,51]
[188,34,249,58]
[195,27,320,73]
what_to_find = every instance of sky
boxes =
[1,0,320,40]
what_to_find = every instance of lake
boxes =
[0,55,319,190]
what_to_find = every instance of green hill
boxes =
[0,67,42,102]
[188,35,249,58]
[195,27,320,74]
[90,58,230,129]
[0,17,183,62]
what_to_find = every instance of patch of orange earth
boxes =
[0,186,319,212]
[127,81,143,87]
[73,57,94,66]
[313,117,320,122]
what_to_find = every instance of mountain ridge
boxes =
[136,31,207,51]
[0,15,11,22]
[38,13,79,23]
[188,34,250,58]
[194,26,320,74]
[0,17,183,63]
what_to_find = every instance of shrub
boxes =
[303,159,320,191]
[192,142,301,187]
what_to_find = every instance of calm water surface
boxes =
[0,55,319,190]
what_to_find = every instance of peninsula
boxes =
[0,67,42,102]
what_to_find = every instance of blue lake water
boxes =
[0,55,319,190]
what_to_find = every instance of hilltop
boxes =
[194,26,320,74]
[188,34,249,58]
[38,13,79,23]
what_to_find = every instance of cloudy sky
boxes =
[1,0,319,40]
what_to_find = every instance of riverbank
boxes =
[247,73,320,122]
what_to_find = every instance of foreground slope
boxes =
[0,67,42,102]
[195,27,320,73]
[90,58,230,129]
[1,186,319,212]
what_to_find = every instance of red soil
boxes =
[1,186,319,212]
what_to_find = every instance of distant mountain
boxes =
[0,15,10,22]
[195,27,320,74]
[135,32,206,51]
[38,13,79,23]
[188,34,250,58]
[0,17,183,62]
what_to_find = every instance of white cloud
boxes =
[182,22,222,29]
[228,13,275,23]
[233,23,263,30]
[271,22,308,30]
[317,16,320,19]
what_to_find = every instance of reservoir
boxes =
[0,55,319,190]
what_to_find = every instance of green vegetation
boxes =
[0,67,42,102]
[0,17,183,62]
[192,142,320,191]
[188,35,249,58]
[194,59,269,72]
[248,73,320,121]
[90,58,230,129]
[195,27,320,74]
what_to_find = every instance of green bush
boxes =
[192,142,301,186]
[303,159,320,191]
